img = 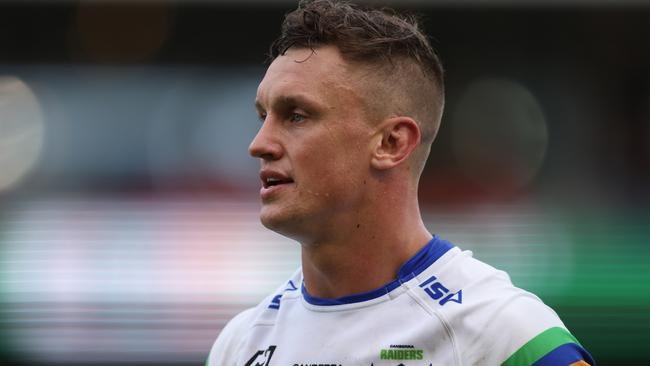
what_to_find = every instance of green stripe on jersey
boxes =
[500,327,580,366]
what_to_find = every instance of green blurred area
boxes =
[482,212,650,364]
[557,214,649,364]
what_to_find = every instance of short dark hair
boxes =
[269,0,445,177]
[269,0,444,92]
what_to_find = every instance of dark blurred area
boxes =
[0,1,648,365]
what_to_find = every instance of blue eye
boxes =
[289,113,305,123]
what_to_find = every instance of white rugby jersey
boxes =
[206,237,594,366]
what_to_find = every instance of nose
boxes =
[248,119,283,161]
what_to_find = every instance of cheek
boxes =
[309,138,368,191]
[337,130,370,173]
[292,122,370,187]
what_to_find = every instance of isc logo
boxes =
[419,275,462,306]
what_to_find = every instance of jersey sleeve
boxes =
[485,295,595,366]
[500,327,595,366]
[205,308,256,366]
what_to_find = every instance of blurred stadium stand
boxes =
[0,1,649,365]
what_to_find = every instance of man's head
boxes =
[250,0,444,242]
[270,0,445,167]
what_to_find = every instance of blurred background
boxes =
[0,0,648,365]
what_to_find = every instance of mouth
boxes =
[260,171,295,189]
[263,177,294,188]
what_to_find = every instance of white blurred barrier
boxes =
[0,195,579,364]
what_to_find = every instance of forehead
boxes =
[256,46,357,105]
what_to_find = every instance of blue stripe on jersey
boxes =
[532,343,596,366]
[301,236,454,306]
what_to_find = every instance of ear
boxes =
[370,116,421,171]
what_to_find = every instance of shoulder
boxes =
[481,295,594,366]
[431,249,594,365]
[205,307,258,366]
[205,268,303,366]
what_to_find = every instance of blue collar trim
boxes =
[301,236,454,306]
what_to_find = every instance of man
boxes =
[207,1,595,365]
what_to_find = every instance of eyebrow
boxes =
[255,93,324,114]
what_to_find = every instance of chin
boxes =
[259,205,310,241]
[259,206,293,231]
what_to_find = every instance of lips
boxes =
[259,170,294,199]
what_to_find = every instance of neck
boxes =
[300,186,431,300]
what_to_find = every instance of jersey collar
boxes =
[301,236,454,306]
